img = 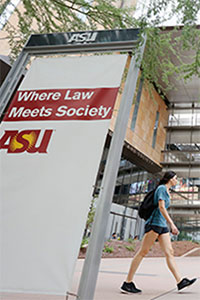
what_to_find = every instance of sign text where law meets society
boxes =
[4,88,118,122]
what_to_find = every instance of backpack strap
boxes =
[149,208,157,225]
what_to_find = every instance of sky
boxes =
[135,0,200,27]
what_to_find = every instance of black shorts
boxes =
[144,223,169,235]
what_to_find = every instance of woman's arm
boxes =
[159,200,179,235]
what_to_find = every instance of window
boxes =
[152,111,159,148]
[131,75,144,131]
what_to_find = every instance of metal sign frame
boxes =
[0,28,146,300]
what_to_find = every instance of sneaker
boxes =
[120,281,142,294]
[177,278,197,291]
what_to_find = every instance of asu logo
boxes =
[0,129,53,153]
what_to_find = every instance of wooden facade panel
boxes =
[110,79,169,168]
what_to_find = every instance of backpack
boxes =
[138,188,157,220]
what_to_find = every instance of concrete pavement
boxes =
[70,256,200,300]
[1,255,199,300]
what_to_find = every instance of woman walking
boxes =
[120,171,197,294]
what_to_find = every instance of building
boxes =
[0,1,200,241]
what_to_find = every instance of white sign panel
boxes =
[0,55,127,295]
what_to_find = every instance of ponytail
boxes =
[158,171,176,186]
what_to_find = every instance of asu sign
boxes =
[25,28,140,49]
[0,55,127,296]
[0,129,53,153]
[67,32,98,43]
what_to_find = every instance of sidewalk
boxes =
[0,256,199,300]
[70,256,200,300]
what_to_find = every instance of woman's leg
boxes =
[158,233,181,283]
[126,230,158,282]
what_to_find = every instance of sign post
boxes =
[77,37,146,300]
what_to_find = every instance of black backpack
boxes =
[138,188,157,220]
